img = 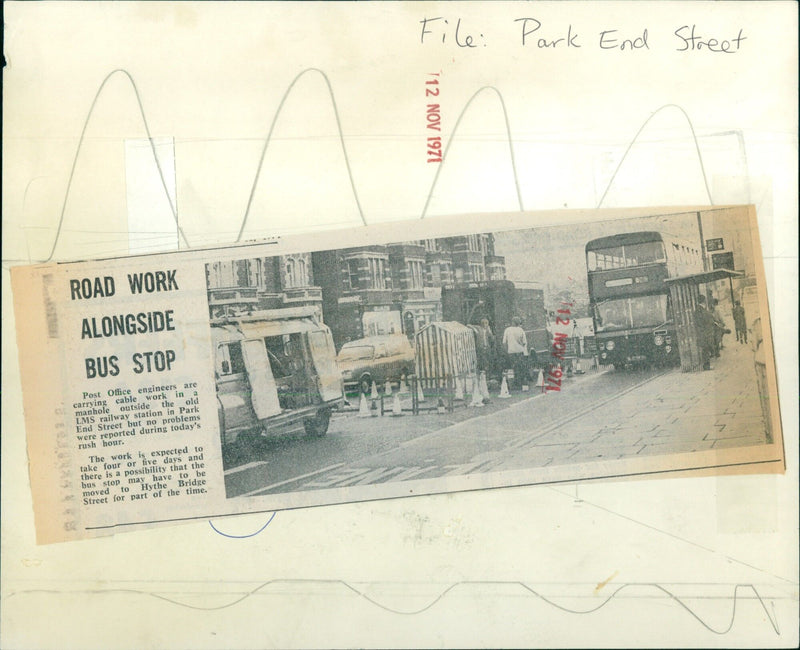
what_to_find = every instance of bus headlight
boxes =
[654,334,664,346]
[605,340,615,351]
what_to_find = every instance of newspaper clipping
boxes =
[11,206,784,544]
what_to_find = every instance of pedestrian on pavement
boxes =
[694,294,716,370]
[733,300,748,344]
[710,298,727,357]
[502,316,528,389]
[473,318,496,376]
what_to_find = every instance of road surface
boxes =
[223,342,767,498]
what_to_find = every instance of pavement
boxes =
[498,335,768,471]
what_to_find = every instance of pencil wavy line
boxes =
[237,67,367,240]
[597,103,713,209]
[5,581,780,635]
[420,85,524,219]
[29,83,716,262]
[45,69,189,262]
[38,67,367,262]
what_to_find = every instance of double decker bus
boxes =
[585,231,703,369]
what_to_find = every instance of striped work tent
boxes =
[414,322,478,389]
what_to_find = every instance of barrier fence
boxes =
[414,321,478,390]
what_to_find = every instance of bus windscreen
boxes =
[594,294,669,332]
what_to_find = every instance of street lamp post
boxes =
[696,211,709,272]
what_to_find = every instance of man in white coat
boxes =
[502,316,528,390]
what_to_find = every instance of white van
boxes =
[213,307,344,449]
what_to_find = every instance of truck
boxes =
[440,279,549,379]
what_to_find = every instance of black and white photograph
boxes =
[208,206,781,501]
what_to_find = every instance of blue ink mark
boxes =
[208,512,276,538]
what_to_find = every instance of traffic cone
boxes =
[384,379,392,395]
[469,374,484,407]
[498,373,511,399]
[370,381,379,399]
[416,380,426,403]
[479,371,491,403]
[358,393,370,417]
[391,391,404,416]
[454,376,465,401]
[469,389,484,408]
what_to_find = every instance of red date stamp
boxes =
[425,72,442,163]
[544,302,572,392]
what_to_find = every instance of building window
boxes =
[234,260,249,287]
[298,258,308,285]
[209,260,255,288]
[251,258,263,288]
[368,257,386,290]
[345,259,360,290]
[441,262,451,283]
[406,260,424,289]
[208,262,228,288]
[424,239,438,252]
[487,264,504,281]
[467,234,481,252]
[221,262,232,287]
[285,261,293,287]
[283,256,310,289]
[429,263,441,285]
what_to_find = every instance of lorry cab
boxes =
[212,307,344,450]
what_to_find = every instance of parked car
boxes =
[212,307,344,452]
[336,334,415,394]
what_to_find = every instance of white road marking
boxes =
[224,461,269,477]
[239,462,346,497]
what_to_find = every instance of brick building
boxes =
[205,252,322,319]
[312,234,505,349]
[204,234,506,348]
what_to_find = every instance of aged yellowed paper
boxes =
[10,206,785,545]
[2,2,797,648]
